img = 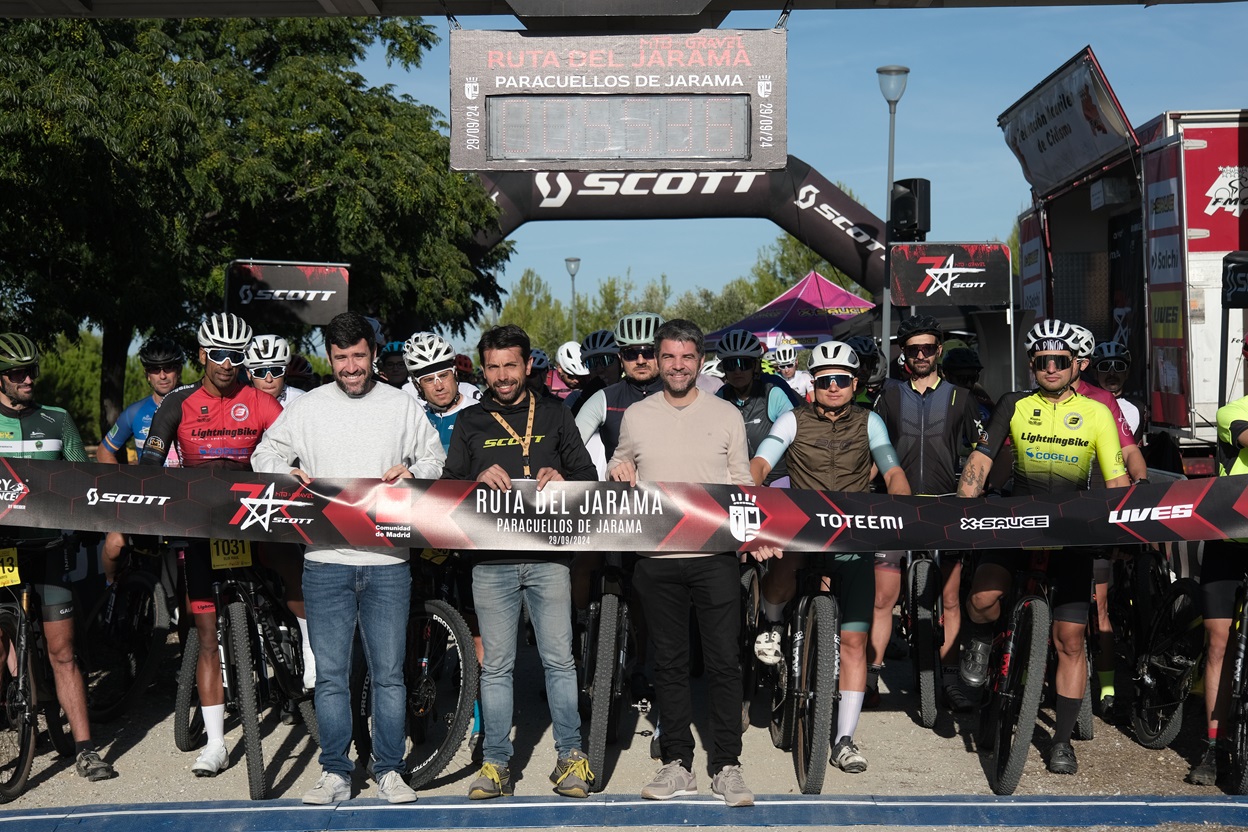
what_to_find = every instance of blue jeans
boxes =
[472,561,581,766]
[303,560,410,778]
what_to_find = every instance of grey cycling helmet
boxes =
[580,329,619,359]
[615,312,663,347]
[556,341,588,376]
[197,312,253,350]
[244,335,291,369]
[716,329,764,360]
[1092,341,1131,364]
[404,331,455,375]
[0,333,37,373]
[1023,319,1076,354]
[530,348,551,372]
[808,340,860,373]
[1067,324,1096,359]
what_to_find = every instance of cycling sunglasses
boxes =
[620,346,656,362]
[584,354,618,371]
[249,366,286,379]
[1031,354,1074,372]
[417,368,455,386]
[143,363,182,376]
[1,364,38,382]
[813,373,855,390]
[903,342,939,359]
[205,348,246,366]
[723,357,757,372]
[1095,359,1128,373]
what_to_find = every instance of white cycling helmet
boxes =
[615,312,664,347]
[808,340,861,373]
[716,329,764,360]
[556,341,588,376]
[530,348,551,372]
[1023,319,1076,354]
[1067,323,1096,359]
[773,344,798,367]
[197,312,252,350]
[404,331,456,375]
[243,334,291,369]
[702,357,725,379]
[1092,340,1131,364]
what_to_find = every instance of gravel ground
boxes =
[1,634,1241,831]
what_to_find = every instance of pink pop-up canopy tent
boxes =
[706,271,874,350]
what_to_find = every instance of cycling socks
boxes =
[941,666,959,686]
[762,598,786,625]
[1097,670,1115,700]
[203,703,226,747]
[866,664,883,692]
[1052,695,1081,745]
[837,690,865,742]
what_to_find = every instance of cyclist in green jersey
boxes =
[955,319,1129,777]
[0,333,117,781]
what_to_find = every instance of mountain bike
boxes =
[903,550,942,729]
[173,547,316,800]
[1130,575,1202,749]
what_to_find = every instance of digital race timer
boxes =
[450,29,787,171]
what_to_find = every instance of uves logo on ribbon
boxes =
[229,483,314,532]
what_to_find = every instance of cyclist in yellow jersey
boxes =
[1187,373,1248,786]
[955,319,1129,777]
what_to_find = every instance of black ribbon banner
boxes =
[1,459,1245,553]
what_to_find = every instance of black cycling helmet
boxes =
[941,347,983,373]
[138,337,186,369]
[895,314,943,346]
[0,333,37,373]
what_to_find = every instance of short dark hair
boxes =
[655,319,704,357]
[324,313,376,354]
[477,324,531,366]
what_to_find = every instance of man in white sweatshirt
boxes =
[252,312,446,805]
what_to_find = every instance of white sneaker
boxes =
[376,770,418,804]
[303,646,317,691]
[303,771,351,805]
[753,623,784,665]
[191,741,229,777]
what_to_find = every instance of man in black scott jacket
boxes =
[442,324,598,801]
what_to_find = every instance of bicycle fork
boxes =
[212,583,233,700]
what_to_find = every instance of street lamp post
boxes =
[565,257,581,343]
[877,65,909,368]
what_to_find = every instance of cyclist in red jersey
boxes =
[140,312,283,778]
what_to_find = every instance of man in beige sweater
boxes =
[608,319,755,808]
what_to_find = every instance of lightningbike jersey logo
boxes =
[228,482,315,532]
[86,488,171,507]
[1108,504,1195,524]
[237,285,339,304]
[960,515,1050,531]
[535,170,766,209]
[914,254,988,297]
[727,492,762,543]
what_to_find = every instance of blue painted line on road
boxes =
[4,795,1248,830]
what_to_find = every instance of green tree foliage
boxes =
[34,332,102,444]
[0,18,508,437]
[495,268,569,356]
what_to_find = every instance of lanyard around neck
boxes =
[489,393,536,478]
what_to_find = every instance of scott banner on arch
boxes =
[0,458,1245,553]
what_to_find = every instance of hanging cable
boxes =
[439,0,462,30]
[775,0,795,29]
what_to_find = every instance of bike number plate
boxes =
[210,539,252,569]
[0,548,18,587]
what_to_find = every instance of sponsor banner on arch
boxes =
[224,260,350,327]
[889,243,1013,307]
[3,458,1248,555]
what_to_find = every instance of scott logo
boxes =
[915,255,988,297]
[239,285,337,304]
[482,436,546,449]
[536,170,765,209]
[86,488,171,507]
[728,492,762,543]
[793,185,887,255]
[1108,504,1195,524]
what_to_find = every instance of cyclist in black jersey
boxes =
[715,330,804,486]
[956,319,1128,776]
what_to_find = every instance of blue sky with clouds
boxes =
[359,3,1246,339]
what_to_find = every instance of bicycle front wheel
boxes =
[794,595,839,795]
[909,558,940,729]
[227,601,267,800]
[587,593,621,793]
[0,610,36,803]
[405,599,478,789]
[85,574,170,722]
[173,627,204,752]
[990,597,1050,796]
[1131,578,1202,749]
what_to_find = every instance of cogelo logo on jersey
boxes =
[86,488,171,507]
[230,403,250,422]
[229,482,315,532]
[1064,413,1083,430]
[1108,504,1194,524]
[238,284,338,304]
[960,515,1050,530]
[727,492,762,543]
[0,478,27,503]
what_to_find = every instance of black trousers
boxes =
[634,553,742,774]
